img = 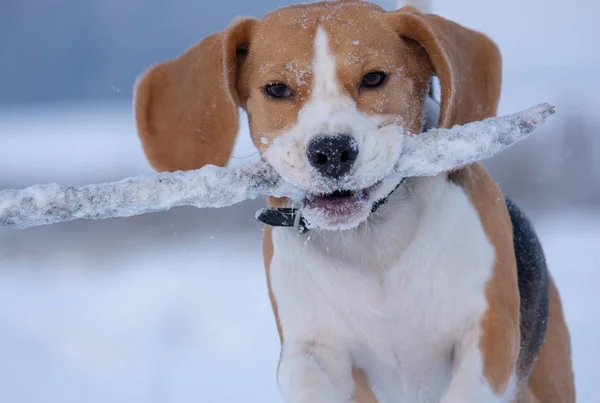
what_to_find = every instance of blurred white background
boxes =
[0,0,598,402]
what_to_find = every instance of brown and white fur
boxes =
[133,1,575,402]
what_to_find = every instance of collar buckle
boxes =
[255,207,308,233]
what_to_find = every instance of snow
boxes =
[0,229,281,403]
[0,162,291,229]
[395,103,554,177]
[0,104,553,229]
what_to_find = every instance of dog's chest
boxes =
[269,178,495,402]
[272,244,489,401]
[340,262,483,402]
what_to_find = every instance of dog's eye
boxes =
[360,72,387,89]
[264,83,293,99]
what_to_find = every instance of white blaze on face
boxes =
[303,26,351,112]
[264,25,405,230]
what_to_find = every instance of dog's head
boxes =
[134,0,501,230]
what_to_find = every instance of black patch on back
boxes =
[506,198,550,378]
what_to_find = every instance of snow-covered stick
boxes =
[395,102,555,177]
[0,103,553,229]
[0,163,298,230]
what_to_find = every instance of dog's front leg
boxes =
[441,320,518,403]
[277,342,354,403]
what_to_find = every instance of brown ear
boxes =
[384,7,502,128]
[134,18,257,172]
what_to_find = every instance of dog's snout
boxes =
[306,134,359,179]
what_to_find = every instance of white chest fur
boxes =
[269,175,497,403]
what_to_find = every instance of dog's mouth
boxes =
[305,186,377,209]
[301,181,383,230]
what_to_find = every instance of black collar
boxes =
[256,179,404,233]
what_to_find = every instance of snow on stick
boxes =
[0,163,299,230]
[395,102,555,177]
[0,103,554,229]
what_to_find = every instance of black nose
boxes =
[306,134,359,179]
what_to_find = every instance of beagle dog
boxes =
[134,1,575,402]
